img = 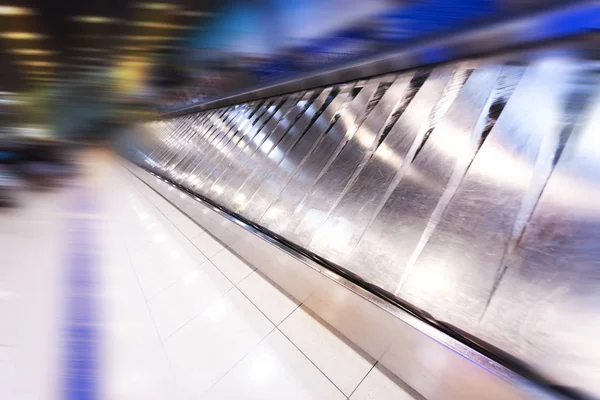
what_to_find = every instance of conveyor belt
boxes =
[124,42,600,399]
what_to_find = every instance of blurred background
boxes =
[1,2,599,399]
[0,0,583,199]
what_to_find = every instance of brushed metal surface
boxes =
[397,58,577,332]
[479,72,600,398]
[210,96,293,197]
[126,48,600,398]
[259,79,375,235]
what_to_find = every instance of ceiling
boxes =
[0,0,219,93]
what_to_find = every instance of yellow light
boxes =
[126,35,179,41]
[73,47,105,52]
[26,70,53,75]
[0,6,34,16]
[130,21,190,30]
[134,2,177,11]
[9,48,55,55]
[118,46,144,51]
[1,32,44,40]
[71,15,118,24]
[20,60,57,67]
[179,10,212,17]
[73,56,104,62]
[77,34,107,39]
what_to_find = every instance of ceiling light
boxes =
[118,46,144,51]
[9,49,55,55]
[71,15,118,24]
[0,6,34,16]
[78,34,107,39]
[134,3,177,11]
[178,10,212,17]
[26,70,53,75]
[73,47,104,52]
[126,35,179,41]
[1,32,44,40]
[73,56,104,62]
[20,61,58,67]
[130,21,190,30]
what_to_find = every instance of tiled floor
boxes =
[0,153,417,399]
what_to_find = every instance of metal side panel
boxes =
[122,160,565,400]
[188,102,259,187]
[215,94,300,201]
[334,64,501,292]
[478,79,600,399]
[233,89,328,218]
[162,108,227,178]
[125,45,600,398]
[396,58,577,333]
[172,109,227,177]
[209,97,288,193]
[286,72,416,247]
[227,91,317,212]
[271,79,379,235]
[254,84,356,228]
[204,99,282,197]
[182,107,244,177]
[240,88,335,220]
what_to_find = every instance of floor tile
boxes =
[148,261,233,339]
[191,230,225,258]
[238,271,299,325]
[169,212,205,239]
[204,329,345,400]
[128,238,207,300]
[165,288,274,397]
[210,248,254,285]
[350,364,419,400]
[280,306,375,396]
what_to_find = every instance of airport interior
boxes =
[1,1,599,399]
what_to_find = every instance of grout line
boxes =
[120,164,231,263]
[122,162,360,397]
[162,284,238,342]
[277,326,349,398]
[347,361,378,399]
[123,223,172,364]
[202,324,278,396]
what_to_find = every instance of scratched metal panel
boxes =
[203,99,283,196]
[215,94,302,205]
[232,89,328,218]
[397,58,578,333]
[221,91,314,211]
[191,100,272,187]
[132,49,600,397]
[258,79,376,235]
[478,69,600,399]
[188,102,260,188]
[287,73,409,246]
[168,110,222,178]
[198,99,279,192]
[209,97,288,193]
[313,66,492,272]
[248,84,356,227]
[186,103,258,183]
[157,115,197,171]
[241,88,336,220]
[164,108,230,178]
[335,64,517,294]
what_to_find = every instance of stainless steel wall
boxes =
[130,46,600,398]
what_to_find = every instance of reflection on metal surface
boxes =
[126,47,600,399]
